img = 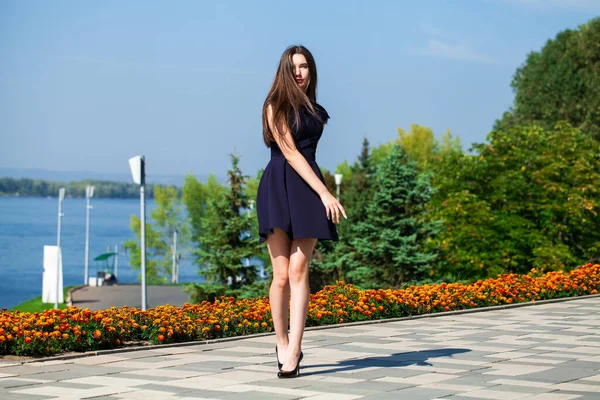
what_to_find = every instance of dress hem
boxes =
[259,226,339,243]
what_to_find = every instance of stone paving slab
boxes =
[70,285,190,311]
[1,296,600,399]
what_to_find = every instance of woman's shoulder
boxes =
[312,101,330,122]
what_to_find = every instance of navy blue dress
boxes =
[256,102,339,243]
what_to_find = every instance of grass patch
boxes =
[10,286,75,313]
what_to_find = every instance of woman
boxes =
[256,45,347,378]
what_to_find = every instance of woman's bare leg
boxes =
[281,237,317,371]
[266,228,292,365]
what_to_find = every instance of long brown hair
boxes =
[262,45,321,148]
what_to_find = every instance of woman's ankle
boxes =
[286,344,301,356]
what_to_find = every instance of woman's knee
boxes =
[288,260,308,283]
[271,273,289,290]
[288,238,315,283]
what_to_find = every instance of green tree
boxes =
[334,160,352,190]
[370,124,457,174]
[349,145,441,288]
[123,185,188,284]
[310,138,379,290]
[123,216,168,284]
[151,186,190,283]
[182,173,223,268]
[195,153,261,290]
[396,124,440,171]
[495,17,600,141]
[340,138,375,238]
[428,123,600,280]
[371,142,393,166]
[437,129,464,158]
[245,169,270,278]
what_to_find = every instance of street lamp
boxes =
[334,174,343,201]
[171,229,178,284]
[128,155,147,311]
[84,185,95,285]
[245,199,255,269]
[55,187,65,309]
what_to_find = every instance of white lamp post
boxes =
[84,185,94,285]
[334,174,343,201]
[55,187,65,309]
[171,229,178,284]
[114,244,119,279]
[245,199,255,269]
[128,155,147,311]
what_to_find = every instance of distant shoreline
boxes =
[0,194,145,199]
[0,177,184,199]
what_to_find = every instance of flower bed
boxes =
[1,263,598,357]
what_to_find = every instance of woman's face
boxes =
[292,53,310,91]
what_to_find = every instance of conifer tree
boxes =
[349,144,441,287]
[196,153,260,289]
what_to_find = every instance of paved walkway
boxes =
[70,285,190,311]
[1,297,600,399]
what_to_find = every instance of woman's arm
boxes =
[267,105,347,223]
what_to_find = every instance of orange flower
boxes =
[0,263,597,358]
[157,334,164,342]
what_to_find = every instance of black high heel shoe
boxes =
[277,352,303,378]
[275,346,303,370]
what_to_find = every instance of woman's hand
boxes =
[320,191,347,224]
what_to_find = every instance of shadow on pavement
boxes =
[70,299,100,305]
[302,348,471,376]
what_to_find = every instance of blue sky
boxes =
[1,0,599,181]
